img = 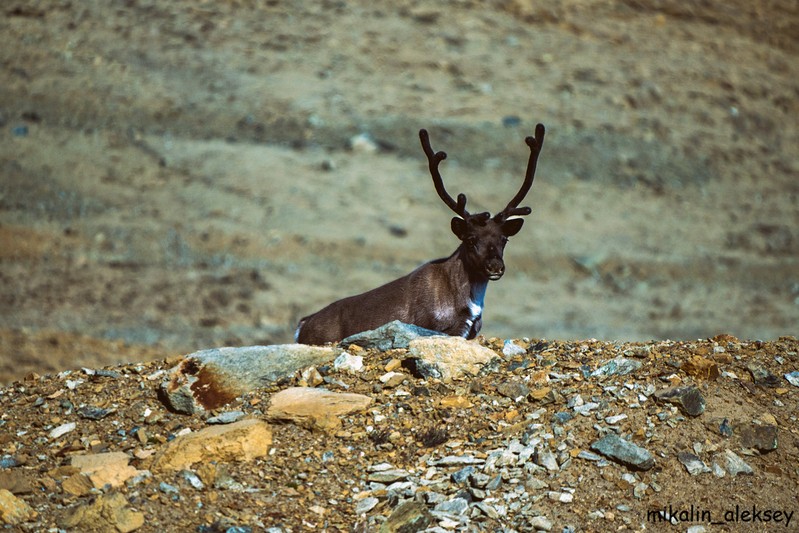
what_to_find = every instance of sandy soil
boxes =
[1,1,798,380]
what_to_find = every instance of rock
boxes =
[529,515,553,531]
[0,456,19,469]
[61,474,94,497]
[605,413,628,424]
[77,405,115,420]
[206,410,246,425]
[339,320,441,351]
[548,490,574,503]
[433,497,469,516]
[591,434,655,471]
[429,455,484,466]
[379,371,407,388]
[487,474,503,490]
[355,497,379,515]
[367,469,410,483]
[0,470,33,494]
[299,366,324,387]
[591,356,642,377]
[379,500,433,532]
[71,452,143,489]
[58,492,143,532]
[677,451,710,475]
[153,419,272,472]
[654,385,706,417]
[502,340,526,357]
[439,395,472,408]
[496,380,530,400]
[577,450,602,461]
[574,402,600,416]
[720,449,754,476]
[530,387,553,401]
[535,448,560,471]
[180,470,205,490]
[160,344,343,414]
[266,387,372,431]
[49,421,77,439]
[740,424,778,452]
[159,481,179,495]
[408,336,497,383]
[784,371,799,387]
[450,465,475,484]
[334,352,364,373]
[682,355,720,380]
[746,363,780,387]
[0,488,36,525]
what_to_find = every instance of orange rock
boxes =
[438,395,472,409]
[683,355,720,380]
[57,492,142,532]
[0,488,36,525]
[529,387,552,400]
[153,418,272,472]
[71,452,142,489]
[62,473,93,497]
[530,370,549,384]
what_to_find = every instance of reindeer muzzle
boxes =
[485,259,505,280]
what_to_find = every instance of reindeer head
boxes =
[419,125,545,281]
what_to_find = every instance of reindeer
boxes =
[295,124,546,345]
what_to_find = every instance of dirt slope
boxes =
[1,1,797,379]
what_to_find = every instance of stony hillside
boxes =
[0,331,797,531]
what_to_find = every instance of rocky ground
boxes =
[0,329,798,531]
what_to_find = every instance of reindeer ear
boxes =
[501,218,524,237]
[451,217,468,239]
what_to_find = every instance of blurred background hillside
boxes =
[1,0,797,383]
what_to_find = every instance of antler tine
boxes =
[498,123,545,219]
[419,129,470,218]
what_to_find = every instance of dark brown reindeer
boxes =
[295,124,545,345]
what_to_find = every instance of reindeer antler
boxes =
[496,123,545,221]
[419,129,471,218]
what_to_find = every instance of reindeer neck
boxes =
[444,246,489,304]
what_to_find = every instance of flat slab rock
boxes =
[71,451,143,489]
[160,344,343,414]
[153,418,272,472]
[591,433,655,471]
[266,386,373,431]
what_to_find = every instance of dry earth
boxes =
[1,0,798,385]
[0,0,798,530]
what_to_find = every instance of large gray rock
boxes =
[161,345,342,414]
[339,320,442,351]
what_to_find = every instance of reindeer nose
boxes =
[486,259,505,280]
